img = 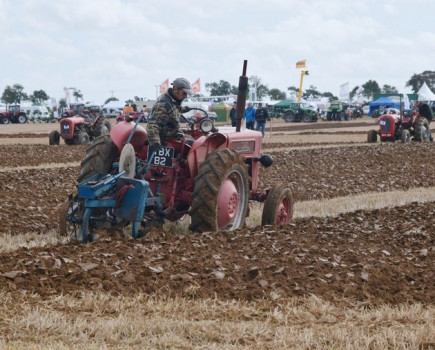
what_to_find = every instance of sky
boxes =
[1,0,434,106]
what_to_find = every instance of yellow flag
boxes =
[296,59,306,69]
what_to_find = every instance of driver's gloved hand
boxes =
[182,106,191,113]
[150,142,163,153]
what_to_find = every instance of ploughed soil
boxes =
[0,121,434,306]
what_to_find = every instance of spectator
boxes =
[255,102,269,137]
[123,103,134,115]
[229,102,237,127]
[244,102,256,130]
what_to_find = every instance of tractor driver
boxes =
[147,78,192,153]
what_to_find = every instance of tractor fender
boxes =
[187,133,228,179]
[110,120,148,155]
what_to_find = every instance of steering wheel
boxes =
[180,107,209,125]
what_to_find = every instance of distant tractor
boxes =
[326,101,345,121]
[0,105,28,124]
[367,110,430,143]
[282,102,318,123]
[49,107,111,146]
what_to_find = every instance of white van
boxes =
[23,106,51,122]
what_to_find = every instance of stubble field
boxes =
[0,117,434,349]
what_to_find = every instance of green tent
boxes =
[211,101,231,122]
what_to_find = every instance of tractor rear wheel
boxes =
[284,111,296,123]
[261,184,294,226]
[49,130,60,145]
[414,118,430,142]
[367,130,378,143]
[189,148,249,233]
[59,197,84,241]
[401,129,410,143]
[78,134,119,183]
[95,118,112,137]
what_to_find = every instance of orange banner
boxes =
[296,59,306,69]
[159,78,169,94]
[191,78,201,93]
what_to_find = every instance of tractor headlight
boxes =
[200,118,214,133]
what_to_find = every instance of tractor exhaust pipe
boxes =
[235,60,248,132]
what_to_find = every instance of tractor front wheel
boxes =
[261,184,294,226]
[49,130,60,145]
[367,130,378,143]
[189,148,249,232]
[78,134,119,183]
[1,115,10,124]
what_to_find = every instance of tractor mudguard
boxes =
[110,121,148,156]
[187,133,228,179]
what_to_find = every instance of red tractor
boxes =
[0,105,28,124]
[367,109,430,143]
[49,105,111,145]
[59,109,294,242]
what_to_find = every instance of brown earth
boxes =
[0,121,434,307]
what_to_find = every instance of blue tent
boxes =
[369,96,400,116]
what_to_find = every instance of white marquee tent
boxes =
[417,82,435,101]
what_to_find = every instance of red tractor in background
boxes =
[367,109,430,143]
[59,108,294,242]
[0,105,28,124]
[49,104,111,145]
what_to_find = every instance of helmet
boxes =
[172,78,192,95]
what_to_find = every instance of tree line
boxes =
[204,71,435,102]
[2,71,434,108]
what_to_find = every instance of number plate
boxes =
[380,120,386,125]
[151,147,175,167]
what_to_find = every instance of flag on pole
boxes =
[403,93,410,109]
[191,78,201,93]
[159,78,169,94]
[296,59,306,69]
[339,82,350,99]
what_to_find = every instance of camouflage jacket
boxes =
[146,88,189,145]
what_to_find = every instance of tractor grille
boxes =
[380,118,392,133]
[61,122,71,135]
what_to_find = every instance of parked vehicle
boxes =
[102,107,122,119]
[326,101,345,121]
[23,106,51,122]
[0,105,28,124]
[116,112,149,123]
[270,102,317,122]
